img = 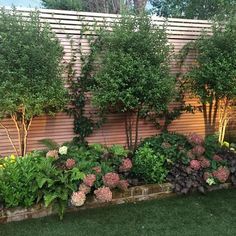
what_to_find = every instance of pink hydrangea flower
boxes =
[83,174,96,187]
[92,166,102,174]
[94,187,112,203]
[213,166,230,183]
[198,156,211,168]
[71,191,86,206]
[192,145,205,157]
[190,159,201,171]
[79,183,91,194]
[65,158,76,169]
[212,155,223,162]
[117,180,129,191]
[119,158,133,172]
[103,172,120,189]
[46,150,59,159]
[187,133,204,145]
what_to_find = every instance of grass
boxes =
[1,188,236,236]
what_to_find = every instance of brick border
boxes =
[0,183,173,224]
[0,182,232,224]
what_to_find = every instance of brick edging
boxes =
[0,182,232,224]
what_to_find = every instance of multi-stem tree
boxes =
[91,14,175,151]
[181,18,236,144]
[0,8,68,156]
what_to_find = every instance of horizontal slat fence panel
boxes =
[0,7,225,156]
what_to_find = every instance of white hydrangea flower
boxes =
[71,191,86,207]
[59,146,68,155]
[206,177,216,186]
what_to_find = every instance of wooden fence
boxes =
[0,8,218,156]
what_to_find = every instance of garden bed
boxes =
[1,182,232,224]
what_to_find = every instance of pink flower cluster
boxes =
[213,155,223,162]
[192,145,205,157]
[119,158,132,172]
[71,191,86,206]
[117,180,129,191]
[199,156,211,168]
[94,187,112,203]
[79,183,91,194]
[92,166,102,174]
[83,174,96,187]
[212,167,230,183]
[46,150,59,159]
[103,172,120,189]
[190,160,201,171]
[187,133,204,145]
[65,158,76,169]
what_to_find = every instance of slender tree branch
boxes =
[11,114,22,156]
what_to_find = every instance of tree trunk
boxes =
[125,110,140,152]
[133,0,148,13]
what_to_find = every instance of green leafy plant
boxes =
[204,135,221,159]
[0,154,84,219]
[138,132,191,165]
[132,143,168,183]
[0,155,41,208]
[0,8,68,156]
[36,161,84,219]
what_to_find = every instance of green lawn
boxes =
[1,189,236,236]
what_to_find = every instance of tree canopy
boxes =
[41,0,148,14]
[150,0,236,19]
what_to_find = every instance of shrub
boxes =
[132,144,168,183]
[167,160,205,194]
[204,135,221,159]
[0,155,42,208]
[138,132,192,165]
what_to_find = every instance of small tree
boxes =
[0,8,68,156]
[92,14,175,150]
[181,18,236,144]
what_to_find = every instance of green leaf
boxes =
[44,193,58,207]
